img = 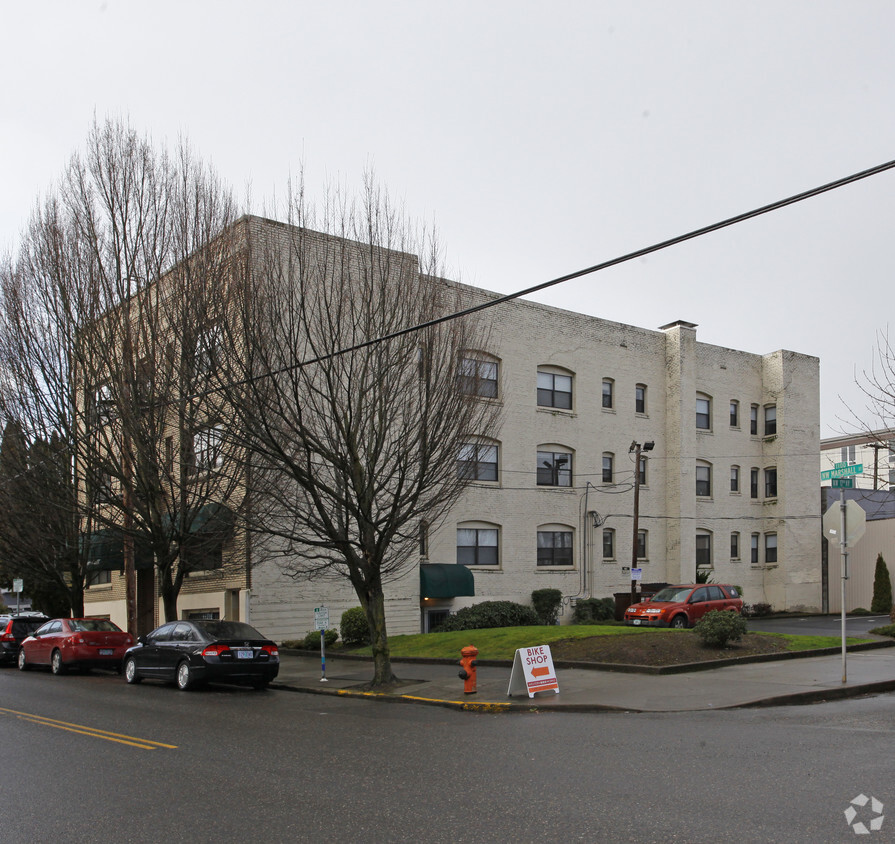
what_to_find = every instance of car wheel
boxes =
[17,649,29,671]
[51,649,67,675]
[176,660,194,691]
[124,657,142,684]
[671,614,688,629]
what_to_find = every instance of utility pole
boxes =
[629,440,654,606]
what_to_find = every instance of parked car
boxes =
[18,618,134,674]
[123,619,279,691]
[0,613,49,665]
[624,584,744,629]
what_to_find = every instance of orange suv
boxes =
[624,584,743,629]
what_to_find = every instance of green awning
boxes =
[420,563,475,599]
[84,528,154,571]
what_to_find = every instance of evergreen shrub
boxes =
[434,601,539,632]
[571,597,616,624]
[692,609,748,648]
[340,607,371,647]
[531,589,563,625]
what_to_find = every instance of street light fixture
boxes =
[629,440,654,607]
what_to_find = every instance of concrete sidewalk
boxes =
[271,646,895,713]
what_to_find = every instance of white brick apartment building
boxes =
[250,258,822,641]
[83,219,822,640]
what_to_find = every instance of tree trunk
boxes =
[361,581,397,687]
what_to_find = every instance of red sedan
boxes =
[18,618,134,674]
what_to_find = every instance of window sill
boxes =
[86,584,113,591]
[536,565,576,571]
[536,406,575,417]
[601,407,616,414]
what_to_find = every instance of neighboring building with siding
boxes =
[821,430,895,491]
[822,487,895,612]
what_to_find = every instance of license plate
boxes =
[632,619,641,625]
[236,649,253,660]
[99,648,114,655]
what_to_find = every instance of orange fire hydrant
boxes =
[458,645,478,695]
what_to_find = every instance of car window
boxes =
[148,623,176,643]
[689,588,709,603]
[172,623,194,642]
[652,587,693,603]
[707,586,725,600]
[13,619,45,636]
[723,585,740,598]
[194,621,265,641]
[70,619,121,632]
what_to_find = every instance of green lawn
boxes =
[347,625,872,661]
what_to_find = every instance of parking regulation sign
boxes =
[314,606,329,631]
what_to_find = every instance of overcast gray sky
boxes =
[2,1,894,436]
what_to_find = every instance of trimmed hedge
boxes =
[572,597,615,624]
[302,629,339,649]
[434,601,539,632]
[531,588,563,625]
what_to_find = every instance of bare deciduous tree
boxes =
[0,117,243,627]
[217,181,502,687]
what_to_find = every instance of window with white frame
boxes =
[840,445,856,464]
[537,449,573,487]
[602,528,615,560]
[764,405,777,436]
[696,394,711,430]
[457,441,499,482]
[537,369,573,410]
[638,456,647,486]
[730,531,740,560]
[695,461,712,497]
[730,465,740,493]
[536,527,574,567]
[456,524,499,566]
[696,530,713,569]
[751,533,759,563]
[458,355,499,399]
[765,533,778,564]
[190,425,224,474]
[764,467,778,498]
[602,379,614,409]
[602,452,614,484]
[730,400,739,428]
[635,384,647,415]
[637,529,648,560]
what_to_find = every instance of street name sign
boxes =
[831,478,854,489]
[821,463,863,481]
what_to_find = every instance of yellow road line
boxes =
[0,707,177,750]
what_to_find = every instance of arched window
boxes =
[458,352,500,399]
[456,522,500,567]
[602,378,614,410]
[536,524,574,567]
[696,393,712,430]
[457,439,500,482]
[537,366,573,410]
[695,460,712,498]
[537,445,573,487]
[696,529,713,570]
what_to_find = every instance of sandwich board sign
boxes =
[507,644,560,698]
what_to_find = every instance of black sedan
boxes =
[123,620,279,690]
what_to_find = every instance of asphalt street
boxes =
[2,661,894,842]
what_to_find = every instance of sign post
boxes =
[314,606,330,682]
[821,463,866,684]
[12,578,23,614]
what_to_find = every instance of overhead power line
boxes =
[214,157,895,391]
